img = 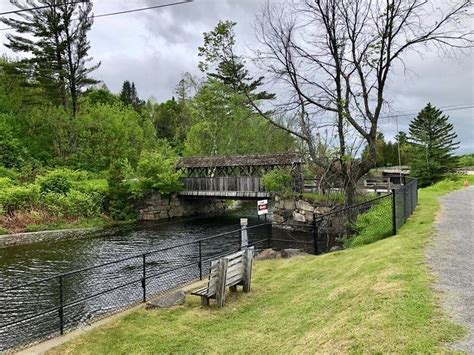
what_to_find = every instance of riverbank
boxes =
[46,177,473,353]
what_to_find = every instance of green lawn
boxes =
[48,177,473,354]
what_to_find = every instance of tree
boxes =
[247,0,471,204]
[198,20,274,101]
[184,79,296,157]
[1,0,100,117]
[119,80,143,111]
[408,103,459,186]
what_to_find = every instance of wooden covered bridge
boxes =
[178,153,303,199]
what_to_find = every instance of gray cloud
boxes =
[0,0,472,153]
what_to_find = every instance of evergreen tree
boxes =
[119,80,143,111]
[198,20,274,101]
[1,0,100,117]
[408,103,459,186]
[119,80,133,106]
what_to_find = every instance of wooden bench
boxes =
[191,247,254,308]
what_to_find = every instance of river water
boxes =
[0,202,319,351]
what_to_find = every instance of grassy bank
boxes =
[48,177,473,354]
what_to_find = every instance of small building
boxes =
[382,166,411,185]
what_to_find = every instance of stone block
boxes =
[272,213,285,223]
[146,290,185,309]
[296,200,314,212]
[255,248,280,260]
[281,248,308,258]
[292,211,306,223]
[283,199,296,210]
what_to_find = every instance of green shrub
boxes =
[41,190,102,218]
[0,184,40,213]
[0,177,14,189]
[261,169,293,195]
[345,197,393,248]
[73,178,108,196]
[37,169,74,194]
[0,166,19,180]
[107,159,138,221]
[137,143,183,196]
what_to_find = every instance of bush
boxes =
[137,143,183,196]
[41,190,102,218]
[38,172,72,195]
[107,159,138,221]
[0,184,40,213]
[261,169,293,195]
[72,178,109,196]
[345,197,393,248]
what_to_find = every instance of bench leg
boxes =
[201,297,210,306]
[229,285,237,292]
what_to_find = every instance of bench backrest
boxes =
[205,247,254,297]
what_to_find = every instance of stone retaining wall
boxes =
[138,193,226,221]
[272,195,333,225]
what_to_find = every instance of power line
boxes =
[0,1,87,16]
[380,105,474,120]
[0,0,193,31]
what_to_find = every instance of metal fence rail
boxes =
[0,178,418,352]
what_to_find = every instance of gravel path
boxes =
[427,186,474,353]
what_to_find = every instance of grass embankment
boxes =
[49,177,473,354]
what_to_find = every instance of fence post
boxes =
[240,218,248,249]
[141,254,146,303]
[312,212,319,255]
[391,189,397,235]
[58,275,64,335]
[266,217,272,249]
[198,240,203,280]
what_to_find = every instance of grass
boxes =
[48,176,474,354]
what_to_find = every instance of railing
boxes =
[181,176,265,192]
[1,222,280,352]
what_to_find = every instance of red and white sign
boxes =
[257,199,269,215]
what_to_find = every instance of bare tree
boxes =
[250,0,472,204]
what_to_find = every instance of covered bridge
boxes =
[178,153,303,199]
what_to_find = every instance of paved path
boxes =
[427,186,474,353]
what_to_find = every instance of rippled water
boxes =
[0,202,318,351]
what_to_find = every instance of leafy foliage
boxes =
[137,144,183,196]
[458,154,474,168]
[261,169,293,195]
[37,170,74,195]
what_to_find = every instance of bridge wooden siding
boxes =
[178,153,303,199]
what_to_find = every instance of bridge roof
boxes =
[180,152,302,168]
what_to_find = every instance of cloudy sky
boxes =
[0,0,473,153]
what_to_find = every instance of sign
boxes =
[257,199,268,215]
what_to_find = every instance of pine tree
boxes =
[119,80,143,111]
[119,81,133,106]
[198,20,274,101]
[1,0,100,117]
[408,103,459,186]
